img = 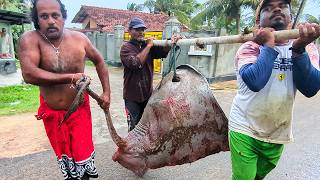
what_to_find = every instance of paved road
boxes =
[0,66,319,180]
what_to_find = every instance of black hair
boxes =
[31,0,67,30]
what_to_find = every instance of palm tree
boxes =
[144,0,156,13]
[127,2,144,12]
[305,14,320,24]
[0,0,11,9]
[143,0,201,26]
[192,0,259,33]
[192,0,304,34]
[222,0,260,33]
[299,0,320,24]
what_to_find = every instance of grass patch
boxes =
[85,60,95,67]
[16,59,21,69]
[0,85,39,116]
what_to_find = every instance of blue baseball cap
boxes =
[128,17,147,29]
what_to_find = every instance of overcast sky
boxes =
[60,0,320,28]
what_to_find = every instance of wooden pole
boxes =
[153,29,300,46]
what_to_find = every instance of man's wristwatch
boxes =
[290,46,306,54]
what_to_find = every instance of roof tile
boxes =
[72,5,188,32]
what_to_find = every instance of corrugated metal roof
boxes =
[0,9,31,25]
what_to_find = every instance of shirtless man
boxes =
[18,0,110,179]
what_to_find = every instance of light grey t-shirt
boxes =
[229,41,296,144]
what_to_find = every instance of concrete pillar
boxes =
[96,32,107,61]
[162,16,181,73]
[163,15,181,40]
[92,31,98,48]
[113,24,125,66]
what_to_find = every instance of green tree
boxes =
[305,14,320,24]
[0,0,30,12]
[144,0,156,13]
[298,1,320,24]
[0,0,10,9]
[192,0,259,33]
[127,2,144,12]
[221,0,259,34]
[191,0,305,34]
[143,0,201,26]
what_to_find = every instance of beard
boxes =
[271,20,287,31]
[46,33,60,40]
[136,37,145,42]
[45,27,62,40]
[269,14,288,31]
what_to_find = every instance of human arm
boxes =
[238,28,278,92]
[136,38,154,65]
[293,53,320,97]
[84,34,110,110]
[18,32,81,86]
[292,23,320,97]
[151,34,182,59]
[239,47,278,92]
[292,23,320,56]
[120,40,153,70]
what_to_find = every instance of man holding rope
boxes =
[18,0,110,179]
[229,0,320,179]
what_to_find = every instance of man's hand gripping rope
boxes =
[60,75,107,126]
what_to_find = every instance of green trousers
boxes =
[229,131,284,180]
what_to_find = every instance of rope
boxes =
[162,43,181,82]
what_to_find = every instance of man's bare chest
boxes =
[39,44,86,73]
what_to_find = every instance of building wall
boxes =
[82,18,97,29]
[162,30,238,82]
[214,43,240,80]
[124,31,163,41]
[82,18,90,29]
[96,32,108,59]
[90,19,98,29]
[84,31,114,63]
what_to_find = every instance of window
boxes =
[188,44,213,56]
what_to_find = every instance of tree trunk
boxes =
[236,14,240,34]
